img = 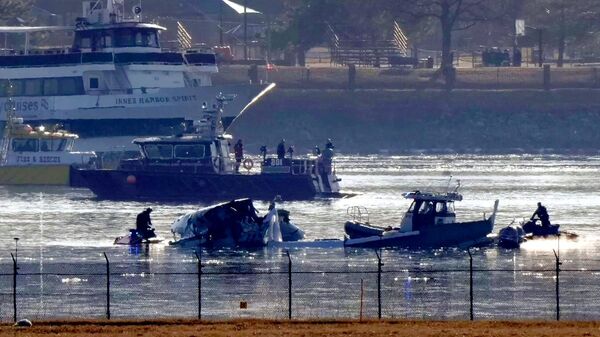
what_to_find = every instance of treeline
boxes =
[271,0,600,70]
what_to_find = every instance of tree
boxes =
[0,0,32,24]
[271,0,342,66]
[524,0,600,67]
[393,0,506,73]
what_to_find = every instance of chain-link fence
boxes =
[3,249,600,321]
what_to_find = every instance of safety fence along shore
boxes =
[0,249,598,321]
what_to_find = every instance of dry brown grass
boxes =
[5,319,600,337]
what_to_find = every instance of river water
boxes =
[1,154,600,320]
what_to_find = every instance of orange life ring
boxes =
[242,158,254,170]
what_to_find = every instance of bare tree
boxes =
[525,0,600,67]
[0,0,32,23]
[393,0,505,72]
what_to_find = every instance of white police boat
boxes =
[344,189,498,249]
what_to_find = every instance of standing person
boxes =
[259,145,267,161]
[277,139,286,160]
[322,139,335,175]
[234,139,244,173]
[136,208,156,239]
[287,145,294,159]
[313,146,321,156]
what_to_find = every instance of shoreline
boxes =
[6,319,600,336]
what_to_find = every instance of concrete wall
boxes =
[229,88,600,154]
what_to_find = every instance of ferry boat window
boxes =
[174,145,205,159]
[12,138,38,152]
[59,77,84,95]
[24,79,43,96]
[144,144,173,159]
[90,78,99,89]
[43,78,59,96]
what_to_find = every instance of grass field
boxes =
[5,320,600,337]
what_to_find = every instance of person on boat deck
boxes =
[287,145,294,159]
[277,139,286,160]
[321,140,335,174]
[234,139,244,173]
[313,146,321,156]
[260,145,267,161]
[531,202,551,227]
[136,208,156,239]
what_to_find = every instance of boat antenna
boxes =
[445,175,453,193]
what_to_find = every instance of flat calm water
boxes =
[1,154,600,320]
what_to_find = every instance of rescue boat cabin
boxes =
[399,191,462,232]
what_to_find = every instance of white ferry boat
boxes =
[0,0,273,153]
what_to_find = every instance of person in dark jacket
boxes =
[531,202,551,227]
[259,145,267,161]
[136,208,156,239]
[277,139,286,159]
[233,139,244,172]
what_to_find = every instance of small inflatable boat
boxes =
[114,229,163,245]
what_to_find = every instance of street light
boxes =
[13,237,19,264]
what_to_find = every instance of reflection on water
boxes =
[1,154,600,261]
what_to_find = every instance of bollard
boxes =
[468,249,474,320]
[348,63,356,90]
[286,250,292,319]
[375,249,383,319]
[104,252,110,320]
[195,250,202,320]
[543,64,551,90]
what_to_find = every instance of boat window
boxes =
[58,77,84,95]
[436,202,448,215]
[144,144,173,159]
[24,79,43,96]
[43,78,59,96]
[40,138,67,152]
[90,78,99,89]
[174,144,205,159]
[12,138,38,152]
[447,202,455,214]
[418,201,435,215]
[115,29,135,47]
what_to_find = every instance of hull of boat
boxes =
[71,168,326,201]
[0,165,71,185]
[0,165,70,185]
[344,219,494,249]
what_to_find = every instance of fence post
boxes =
[286,250,292,320]
[553,249,561,321]
[468,249,474,321]
[543,64,551,90]
[10,253,17,323]
[375,249,383,319]
[103,252,110,320]
[195,250,202,320]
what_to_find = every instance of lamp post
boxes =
[13,237,19,264]
[243,0,248,61]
